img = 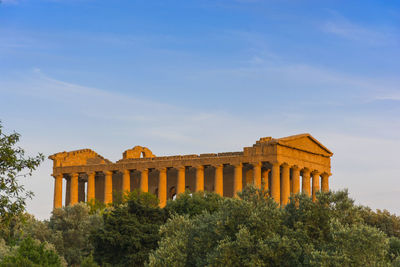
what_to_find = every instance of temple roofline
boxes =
[278,133,333,156]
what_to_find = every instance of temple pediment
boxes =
[278,134,333,157]
[49,149,111,167]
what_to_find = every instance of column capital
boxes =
[194,165,204,170]
[234,162,242,168]
[123,169,130,174]
[213,164,224,169]
[87,171,96,176]
[176,166,186,171]
[271,162,280,167]
[104,170,113,176]
[291,165,300,171]
[70,172,79,178]
[281,163,290,168]
[252,162,262,167]
[311,170,320,176]
[301,167,311,174]
[158,167,167,172]
[321,172,330,178]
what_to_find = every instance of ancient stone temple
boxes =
[49,133,333,209]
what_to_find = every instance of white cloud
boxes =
[375,94,400,101]
[322,18,397,46]
[1,0,18,4]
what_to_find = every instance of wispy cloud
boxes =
[375,94,400,101]
[2,69,400,218]
[0,69,278,154]
[322,18,398,46]
[0,0,18,5]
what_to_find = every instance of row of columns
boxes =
[53,162,330,209]
[269,163,330,205]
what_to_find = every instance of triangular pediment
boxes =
[278,134,333,157]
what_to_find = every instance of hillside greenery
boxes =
[0,189,398,266]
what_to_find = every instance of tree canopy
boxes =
[149,187,400,267]
[0,121,44,241]
[91,190,167,266]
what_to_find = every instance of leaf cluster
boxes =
[90,190,167,266]
[149,188,397,267]
[0,122,44,230]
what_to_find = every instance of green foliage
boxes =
[359,207,400,238]
[46,203,103,266]
[80,254,99,267]
[0,121,44,240]
[389,237,400,263]
[91,190,166,266]
[123,189,160,207]
[0,237,62,267]
[164,190,224,217]
[149,188,393,266]
[86,198,106,214]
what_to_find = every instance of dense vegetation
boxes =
[1,122,400,266]
[0,189,399,266]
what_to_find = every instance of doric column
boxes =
[233,163,242,197]
[195,165,204,192]
[292,166,300,195]
[281,163,290,205]
[87,172,95,203]
[158,168,167,208]
[302,168,311,197]
[104,171,113,204]
[140,169,148,193]
[271,163,280,203]
[214,164,223,196]
[53,174,63,209]
[177,166,186,195]
[122,169,131,194]
[321,173,330,192]
[262,169,270,193]
[312,171,320,202]
[70,173,79,205]
[253,162,262,189]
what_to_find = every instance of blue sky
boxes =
[0,0,399,218]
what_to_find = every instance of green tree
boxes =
[359,207,400,238]
[91,190,166,266]
[0,237,62,267]
[46,203,103,266]
[164,190,223,218]
[149,187,392,266]
[0,121,44,241]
